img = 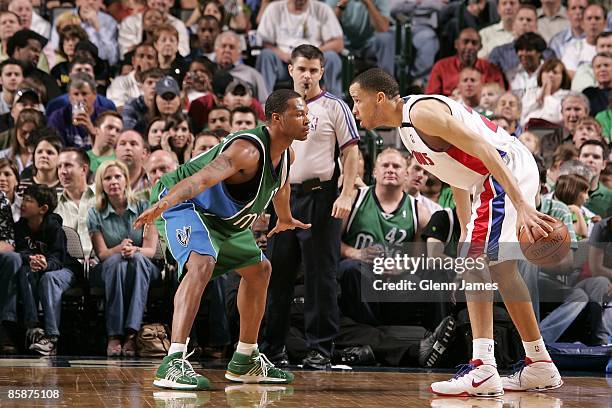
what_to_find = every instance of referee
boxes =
[262,44,360,369]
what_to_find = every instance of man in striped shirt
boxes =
[262,44,360,369]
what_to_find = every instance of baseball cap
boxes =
[14,88,40,105]
[225,79,253,96]
[155,76,180,98]
[7,29,48,57]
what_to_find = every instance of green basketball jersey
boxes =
[155,125,290,233]
[343,186,418,249]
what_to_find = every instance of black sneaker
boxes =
[0,325,17,354]
[419,315,456,368]
[333,345,377,366]
[267,347,290,367]
[302,350,331,370]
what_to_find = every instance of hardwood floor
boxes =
[0,358,608,407]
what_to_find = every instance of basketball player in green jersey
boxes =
[133,89,311,390]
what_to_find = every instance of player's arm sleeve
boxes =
[421,210,451,242]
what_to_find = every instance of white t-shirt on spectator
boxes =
[561,39,596,72]
[106,71,141,108]
[257,0,343,54]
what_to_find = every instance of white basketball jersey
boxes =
[400,95,523,190]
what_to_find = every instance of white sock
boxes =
[168,342,186,356]
[522,338,550,362]
[472,338,496,366]
[236,341,257,356]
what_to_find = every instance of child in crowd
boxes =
[15,185,80,356]
[554,174,598,239]
[518,131,541,155]
[479,83,504,117]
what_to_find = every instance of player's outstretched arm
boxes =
[410,100,556,242]
[133,140,260,228]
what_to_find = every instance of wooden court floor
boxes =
[0,358,609,407]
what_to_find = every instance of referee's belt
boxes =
[290,178,336,194]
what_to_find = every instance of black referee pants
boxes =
[262,184,341,357]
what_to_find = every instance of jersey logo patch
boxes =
[176,226,192,247]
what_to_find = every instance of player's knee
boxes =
[255,260,272,282]
[185,253,215,282]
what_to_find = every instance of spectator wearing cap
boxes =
[8,29,62,101]
[256,0,344,96]
[107,43,158,110]
[506,32,547,99]
[0,88,43,142]
[0,59,24,115]
[119,0,190,59]
[222,79,265,119]
[152,23,189,85]
[151,76,183,119]
[122,68,165,134]
[214,31,269,103]
[562,4,607,78]
[489,5,556,73]
[47,72,110,149]
[50,0,119,66]
[46,58,117,118]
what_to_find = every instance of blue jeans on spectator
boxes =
[90,253,160,337]
[18,265,75,337]
[410,23,439,82]
[256,48,343,97]
[518,260,588,343]
[575,276,611,344]
[350,31,396,76]
[0,252,21,323]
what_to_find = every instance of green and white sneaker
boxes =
[225,350,294,384]
[154,349,210,390]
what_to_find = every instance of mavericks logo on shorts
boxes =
[176,226,192,247]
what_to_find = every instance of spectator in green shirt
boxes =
[86,111,122,174]
[579,139,612,217]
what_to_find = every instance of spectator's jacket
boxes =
[47,102,109,149]
[0,191,14,247]
[122,95,148,135]
[14,213,80,274]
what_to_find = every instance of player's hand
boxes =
[133,202,167,229]
[267,217,311,237]
[516,204,556,244]
[331,194,352,219]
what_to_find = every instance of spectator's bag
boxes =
[137,324,171,357]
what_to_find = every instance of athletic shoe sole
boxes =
[225,371,291,384]
[153,378,208,390]
[503,379,563,392]
[429,386,504,397]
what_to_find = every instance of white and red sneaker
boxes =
[501,358,563,392]
[430,359,503,397]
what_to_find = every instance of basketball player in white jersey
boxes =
[349,68,563,397]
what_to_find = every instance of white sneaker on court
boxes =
[501,358,563,392]
[430,359,503,397]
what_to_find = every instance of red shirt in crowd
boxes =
[425,56,506,96]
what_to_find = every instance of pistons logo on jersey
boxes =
[412,151,434,166]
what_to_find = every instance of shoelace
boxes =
[508,359,526,380]
[452,362,477,380]
[254,353,275,378]
[176,349,198,380]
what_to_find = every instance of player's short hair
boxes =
[265,89,302,121]
[350,68,400,99]
[291,44,325,65]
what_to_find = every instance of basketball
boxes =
[518,218,571,267]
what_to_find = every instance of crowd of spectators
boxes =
[0,0,608,365]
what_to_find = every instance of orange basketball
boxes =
[518,217,571,267]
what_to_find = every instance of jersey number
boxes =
[412,151,434,166]
[462,105,498,133]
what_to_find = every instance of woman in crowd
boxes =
[521,58,571,125]
[145,117,166,152]
[153,24,189,85]
[186,0,249,32]
[0,109,45,175]
[0,158,21,222]
[52,24,89,70]
[17,134,64,197]
[160,113,194,164]
[87,161,160,357]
